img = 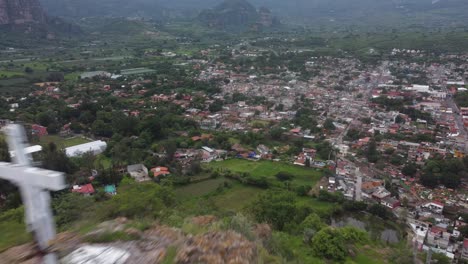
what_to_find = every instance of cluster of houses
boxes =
[2,38,468,261]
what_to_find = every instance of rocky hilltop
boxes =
[0,0,46,25]
[198,0,279,31]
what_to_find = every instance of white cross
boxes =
[2,124,66,264]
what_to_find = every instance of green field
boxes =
[0,71,24,78]
[213,184,263,212]
[208,159,323,187]
[64,72,81,81]
[175,178,228,199]
[39,135,91,148]
[120,68,156,75]
[95,155,112,169]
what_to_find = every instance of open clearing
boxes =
[213,184,262,212]
[208,159,323,187]
[175,178,228,199]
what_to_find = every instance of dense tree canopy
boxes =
[250,190,297,230]
[420,158,467,189]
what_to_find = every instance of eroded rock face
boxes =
[0,219,258,264]
[0,0,46,25]
[176,231,257,264]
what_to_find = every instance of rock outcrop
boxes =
[0,0,46,25]
[0,217,259,264]
[198,0,279,31]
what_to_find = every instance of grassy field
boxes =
[39,135,91,148]
[64,72,81,81]
[175,177,228,199]
[351,245,391,264]
[208,159,323,187]
[0,221,30,252]
[213,184,263,212]
[95,155,112,169]
[0,71,24,78]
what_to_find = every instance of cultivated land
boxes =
[208,159,323,187]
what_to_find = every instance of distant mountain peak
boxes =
[198,0,278,31]
[0,0,46,25]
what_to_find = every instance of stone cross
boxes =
[1,124,66,264]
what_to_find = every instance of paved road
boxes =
[446,97,467,137]
[333,62,388,147]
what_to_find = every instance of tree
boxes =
[318,190,344,203]
[420,172,439,188]
[310,228,347,261]
[402,163,417,177]
[395,115,405,124]
[111,112,138,136]
[458,225,468,239]
[269,127,284,140]
[323,118,336,131]
[91,120,113,138]
[0,137,10,162]
[300,213,325,232]
[42,143,76,175]
[52,193,94,228]
[46,72,64,82]
[36,111,56,127]
[366,139,379,163]
[24,67,33,74]
[345,128,361,141]
[162,140,177,161]
[249,190,297,230]
[368,204,391,219]
[209,99,224,113]
[440,172,460,189]
[275,172,294,182]
[295,185,311,196]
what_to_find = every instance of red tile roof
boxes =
[72,184,95,194]
[151,167,170,178]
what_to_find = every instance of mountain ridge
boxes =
[37,0,468,29]
[198,0,279,31]
[0,0,46,25]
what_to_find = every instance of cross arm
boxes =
[0,162,67,191]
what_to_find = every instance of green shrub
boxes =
[340,226,369,244]
[0,206,24,223]
[52,193,94,229]
[249,190,297,230]
[300,213,325,233]
[310,228,347,261]
[222,213,254,241]
[107,182,175,219]
[0,207,30,251]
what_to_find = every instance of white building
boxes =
[65,140,107,157]
[405,84,430,93]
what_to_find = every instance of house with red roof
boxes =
[72,184,95,196]
[31,124,48,137]
[290,128,301,134]
[381,197,400,210]
[294,153,307,166]
[150,167,171,178]
[426,226,450,249]
[422,201,444,214]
